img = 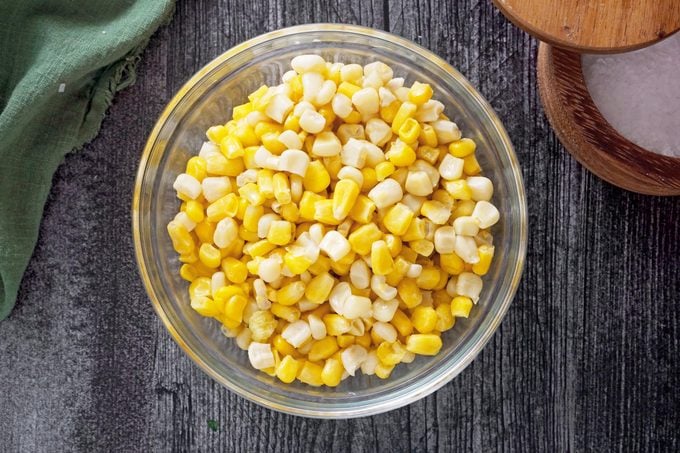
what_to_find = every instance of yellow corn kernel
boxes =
[318,105,336,127]
[323,155,342,181]
[463,154,481,175]
[385,141,416,167]
[253,121,281,139]
[335,335,355,348]
[472,244,494,276]
[398,118,422,144]
[304,256,328,277]
[297,361,323,387]
[239,205,261,233]
[382,203,414,236]
[348,223,383,255]
[179,249,198,264]
[312,199,341,225]
[401,218,426,242]
[289,75,303,100]
[206,193,238,222]
[271,303,301,323]
[375,161,395,181]
[233,124,258,147]
[167,221,195,255]
[416,267,441,290]
[355,333,372,349]
[399,247,418,263]
[283,112,300,132]
[198,243,221,268]
[247,85,268,103]
[418,125,438,148]
[243,240,275,258]
[303,161,331,193]
[406,334,442,355]
[276,281,306,306]
[375,362,395,379]
[337,81,361,98]
[272,173,292,204]
[254,170,274,199]
[434,269,449,291]
[305,272,335,303]
[381,234,401,258]
[238,183,265,206]
[380,100,401,124]
[276,355,301,384]
[323,314,351,336]
[452,199,476,219]
[238,225,259,242]
[391,309,414,337]
[450,296,473,318]
[444,180,472,200]
[206,125,228,144]
[348,194,376,224]
[189,277,212,300]
[435,303,455,332]
[408,82,433,105]
[329,251,355,276]
[179,264,197,281]
[207,155,246,177]
[277,203,297,223]
[346,110,364,125]
[410,239,434,257]
[220,135,244,159]
[283,252,313,275]
[397,278,422,308]
[191,296,222,318]
[259,133,285,155]
[223,294,248,323]
[410,306,437,333]
[321,358,343,387]
[448,137,476,158]
[299,191,324,221]
[357,167,375,190]
[184,200,204,224]
[332,179,360,220]
[267,220,293,246]
[273,337,299,360]
[377,341,407,366]
[391,102,417,133]
[186,156,207,181]
[308,336,339,361]
[371,240,395,276]
[439,253,465,275]
[246,257,262,275]
[232,102,252,120]
[220,257,247,283]
[194,220,216,244]
[243,146,259,169]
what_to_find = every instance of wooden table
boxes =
[1,1,679,451]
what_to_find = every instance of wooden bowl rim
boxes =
[537,43,680,195]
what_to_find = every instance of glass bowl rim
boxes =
[132,23,528,418]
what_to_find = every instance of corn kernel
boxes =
[321,358,344,387]
[277,281,306,306]
[398,118,421,143]
[435,303,455,332]
[448,138,476,158]
[376,341,407,365]
[332,179,360,220]
[297,361,324,387]
[408,82,433,105]
[450,296,473,317]
[405,334,442,355]
[271,303,301,322]
[371,240,395,276]
[397,278,422,308]
[186,156,208,181]
[385,140,416,167]
[276,355,301,383]
[411,306,437,333]
[348,223,383,255]
[391,309,413,337]
[382,203,414,236]
[348,194,376,224]
[391,102,417,133]
[305,272,335,303]
[374,362,395,379]
[308,336,339,361]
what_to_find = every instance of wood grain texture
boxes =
[536,43,680,196]
[1,1,679,452]
[493,0,680,53]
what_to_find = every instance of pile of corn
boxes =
[168,55,500,386]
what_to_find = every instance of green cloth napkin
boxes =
[0,1,175,320]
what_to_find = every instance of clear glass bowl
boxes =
[133,24,527,418]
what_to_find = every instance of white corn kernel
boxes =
[348,319,365,336]
[281,320,312,347]
[258,257,282,283]
[415,100,445,122]
[364,61,393,83]
[199,141,220,159]
[434,226,456,254]
[293,100,316,117]
[456,272,483,302]
[454,235,479,264]
[329,282,352,316]
[341,138,368,168]
[378,87,396,107]
[368,178,403,208]
[308,314,327,340]
[278,129,303,149]
[299,109,326,134]
[472,200,500,229]
[371,274,398,300]
[411,160,440,187]
[308,223,325,244]
[258,213,281,238]
[343,295,372,319]
[282,69,297,83]
[446,276,458,297]
[291,54,326,73]
[298,298,318,312]
[236,169,258,187]
[337,166,364,187]
[361,350,379,375]
[254,279,270,309]
[246,111,269,126]
[401,351,416,363]
[290,174,303,202]
[365,118,392,146]
[386,77,405,90]
[302,72,325,103]
[221,324,241,338]
[405,171,434,196]
[350,260,371,289]
[340,64,363,82]
[248,342,275,370]
[474,230,494,246]
[211,271,226,295]
[278,149,310,176]
[363,141,386,166]
[173,173,202,200]
[372,298,399,322]
[341,345,368,376]
[430,120,461,144]
[173,212,196,232]
[439,154,465,180]
[265,94,294,123]
[351,87,380,115]
[362,71,384,89]
[254,146,280,170]
[311,131,342,157]
[236,328,252,350]
[372,322,398,343]
[214,217,238,248]
[466,176,493,201]
[394,86,410,102]
[332,93,353,118]
[406,263,423,278]
[336,124,365,143]
[315,80,337,106]
[319,230,351,261]
[453,216,480,236]
[401,194,425,214]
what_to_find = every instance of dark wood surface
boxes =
[1,1,679,451]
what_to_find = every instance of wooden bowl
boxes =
[537,43,680,195]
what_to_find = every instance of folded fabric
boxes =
[0,0,175,320]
